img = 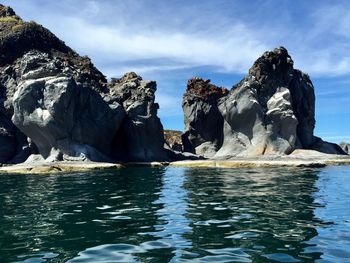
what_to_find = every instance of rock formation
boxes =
[182,78,228,157]
[182,47,346,158]
[12,51,125,161]
[0,5,346,164]
[0,5,171,163]
[107,72,170,161]
[340,142,349,155]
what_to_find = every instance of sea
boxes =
[0,166,349,262]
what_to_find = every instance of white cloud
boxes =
[311,4,350,39]
[39,16,267,77]
[5,0,350,77]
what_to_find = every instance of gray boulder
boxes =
[12,51,125,161]
[108,72,170,161]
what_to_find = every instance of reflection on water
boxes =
[0,166,349,262]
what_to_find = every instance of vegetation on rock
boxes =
[164,130,183,151]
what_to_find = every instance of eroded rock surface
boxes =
[182,78,228,157]
[0,5,346,163]
[107,72,171,161]
[182,47,346,158]
[164,130,183,152]
[12,51,125,161]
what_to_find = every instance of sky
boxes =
[3,0,350,142]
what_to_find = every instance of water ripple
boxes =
[0,166,349,262]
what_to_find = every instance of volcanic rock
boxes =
[107,72,171,161]
[11,51,125,161]
[182,47,346,158]
[0,5,171,163]
[182,77,228,157]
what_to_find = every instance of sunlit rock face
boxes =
[182,47,346,158]
[11,51,125,161]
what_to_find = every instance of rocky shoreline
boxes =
[0,4,349,171]
[1,150,349,174]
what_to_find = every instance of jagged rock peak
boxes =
[248,46,294,86]
[107,72,169,161]
[121,71,142,82]
[185,77,229,101]
[0,5,16,17]
[0,5,107,91]
[109,72,143,86]
[0,6,71,67]
[107,71,157,105]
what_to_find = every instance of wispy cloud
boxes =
[6,0,350,78]
[23,11,267,76]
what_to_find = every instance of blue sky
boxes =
[3,0,350,142]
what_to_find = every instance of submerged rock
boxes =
[182,47,346,158]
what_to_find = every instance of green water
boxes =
[0,166,349,262]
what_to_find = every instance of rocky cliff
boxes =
[0,5,171,163]
[182,47,346,158]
